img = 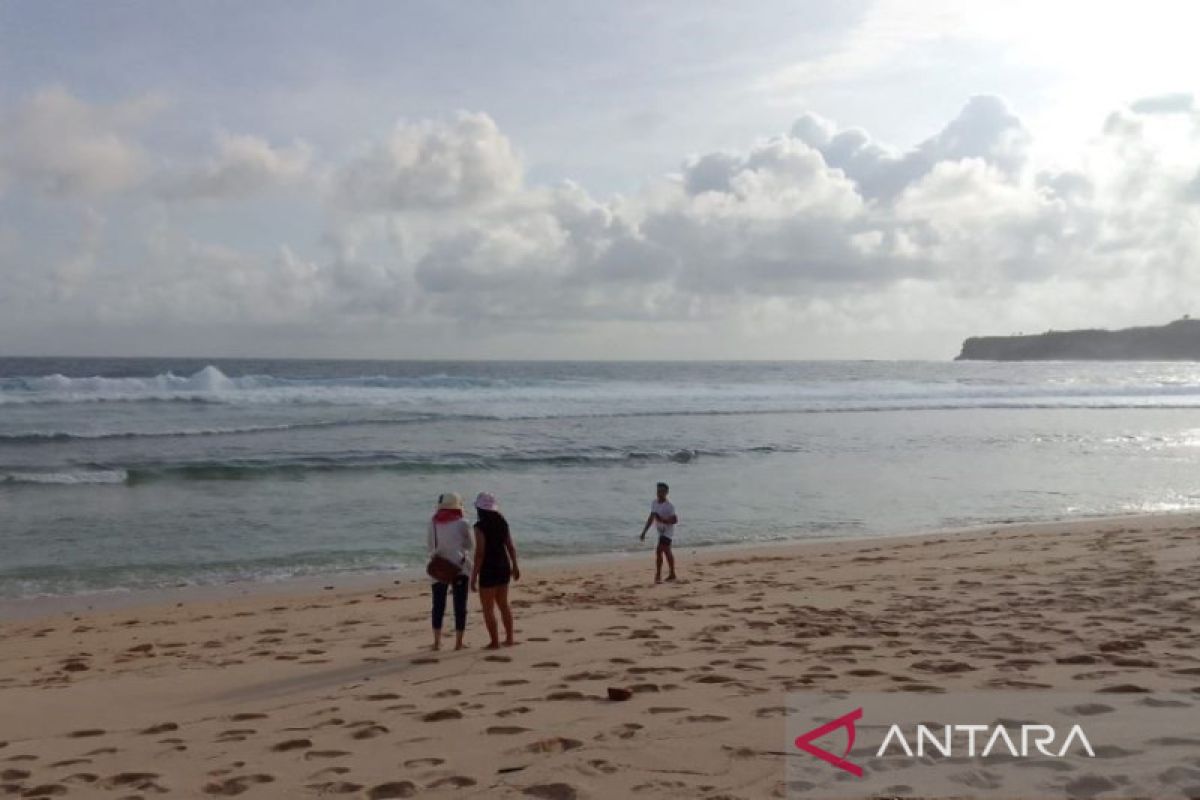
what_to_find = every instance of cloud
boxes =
[0,87,165,197]
[391,92,1200,341]
[331,111,522,212]
[1130,92,1194,115]
[413,182,676,321]
[788,95,1030,202]
[5,89,1200,357]
[160,134,312,200]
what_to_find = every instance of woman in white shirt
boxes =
[427,492,473,650]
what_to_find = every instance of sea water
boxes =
[3,357,1200,598]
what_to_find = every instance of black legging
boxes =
[431,575,468,632]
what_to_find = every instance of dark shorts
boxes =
[479,565,511,589]
[657,535,673,548]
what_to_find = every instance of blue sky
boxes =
[1,1,1198,358]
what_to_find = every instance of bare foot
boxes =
[503,639,516,647]
[485,642,501,650]
[431,643,441,651]
[455,642,468,651]
[654,577,662,584]
[666,574,677,582]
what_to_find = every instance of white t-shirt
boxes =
[651,500,677,539]
[427,519,472,568]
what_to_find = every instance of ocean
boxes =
[3,357,1200,599]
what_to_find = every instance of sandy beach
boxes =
[1,514,1197,799]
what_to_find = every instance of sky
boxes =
[1,0,1199,360]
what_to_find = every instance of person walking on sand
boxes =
[470,492,520,649]
[427,492,472,651]
[640,481,678,583]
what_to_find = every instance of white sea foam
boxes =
[1,469,128,485]
[6,365,1200,419]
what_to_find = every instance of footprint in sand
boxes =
[230,713,268,722]
[308,766,351,779]
[428,776,477,789]
[564,671,612,681]
[487,726,531,735]
[139,722,179,735]
[1139,697,1192,708]
[1055,654,1100,665]
[203,773,275,795]
[683,714,729,723]
[270,738,312,752]
[1109,656,1158,668]
[596,723,642,741]
[66,729,106,738]
[432,688,461,698]
[1,769,31,780]
[524,737,582,754]
[496,679,528,686]
[910,660,976,674]
[422,708,462,722]
[61,773,98,785]
[690,674,736,685]
[366,781,418,799]
[365,692,402,701]
[754,706,787,718]
[48,759,91,768]
[496,706,531,718]
[307,780,363,793]
[402,757,444,768]
[523,783,578,800]
[99,772,164,791]
[215,729,256,742]
[350,724,389,740]
[15,783,67,797]
[304,750,351,760]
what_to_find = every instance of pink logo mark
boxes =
[793,707,864,777]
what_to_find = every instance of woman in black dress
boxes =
[469,492,520,649]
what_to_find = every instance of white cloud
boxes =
[160,134,312,200]
[6,87,1200,357]
[788,95,1030,202]
[331,111,522,212]
[1130,92,1195,115]
[0,87,165,197]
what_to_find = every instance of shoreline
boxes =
[1,508,1191,623]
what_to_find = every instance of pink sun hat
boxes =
[474,492,499,511]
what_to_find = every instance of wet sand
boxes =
[0,514,1197,798]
